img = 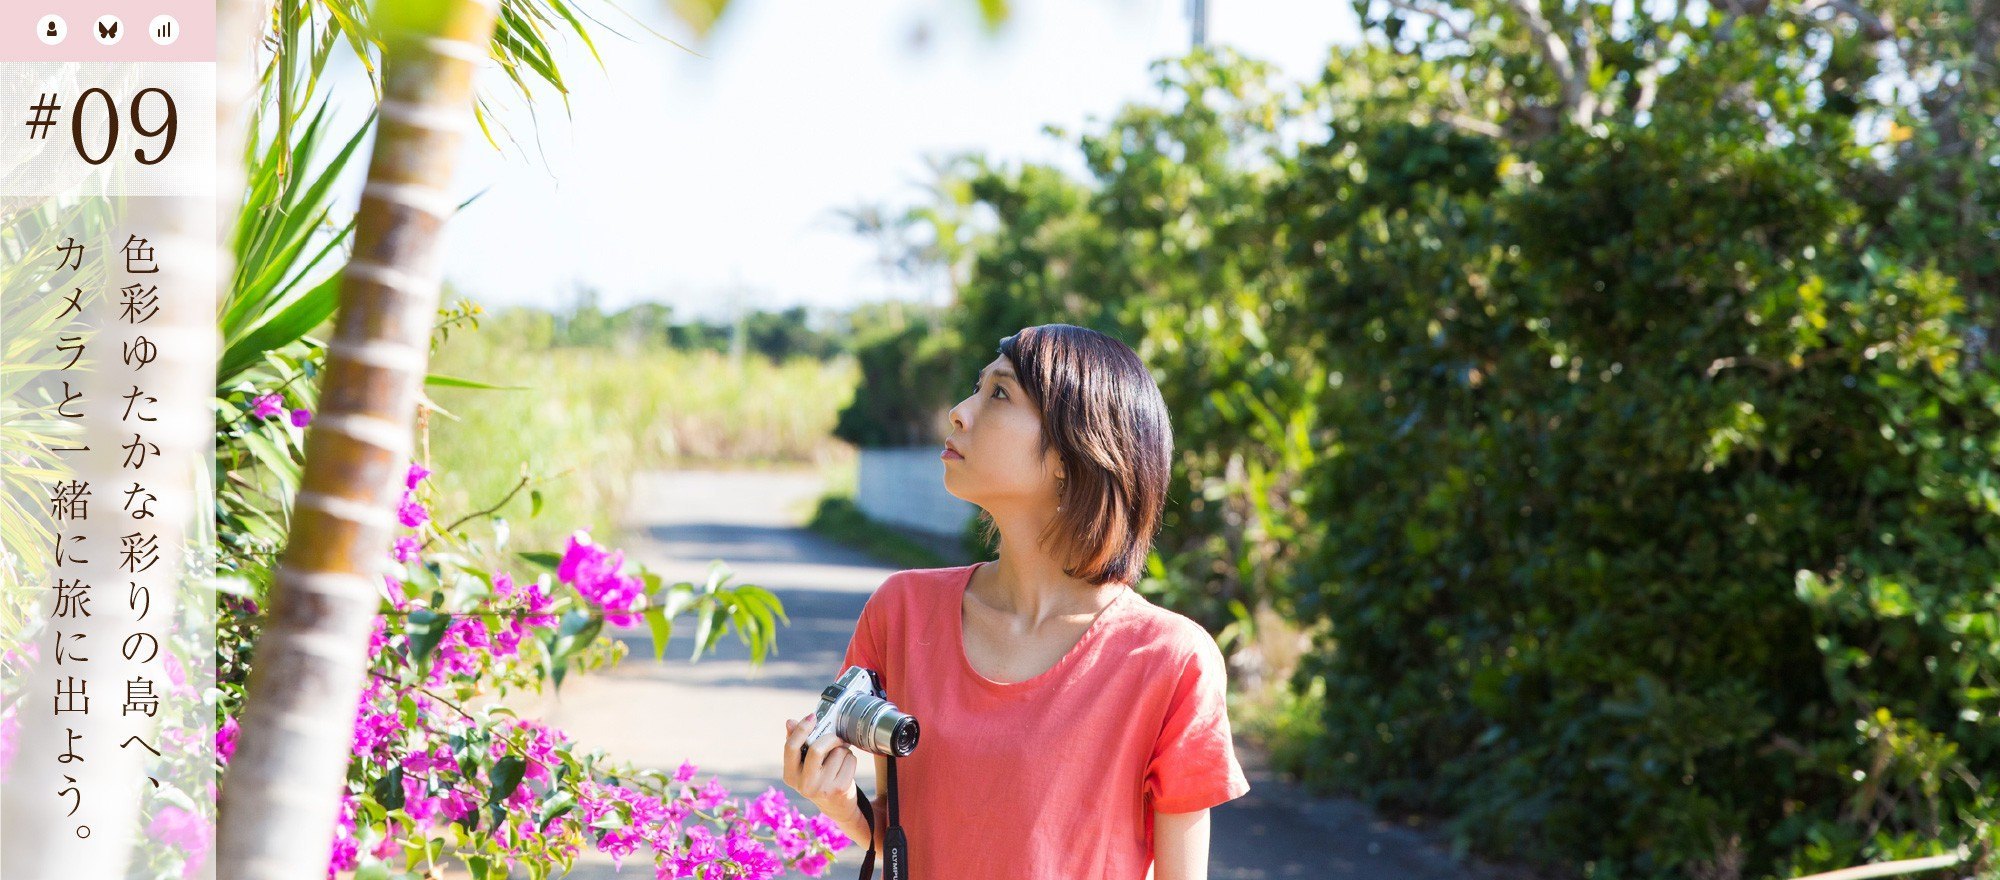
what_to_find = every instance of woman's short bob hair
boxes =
[975,323,1173,587]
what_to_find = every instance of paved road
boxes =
[492,468,1520,880]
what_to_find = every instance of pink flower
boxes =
[406,462,431,489]
[557,532,646,626]
[673,760,699,784]
[380,575,409,611]
[216,715,240,764]
[148,806,210,879]
[577,780,618,826]
[366,614,391,658]
[289,407,312,427]
[0,704,18,783]
[161,651,194,696]
[807,812,852,850]
[495,718,569,784]
[491,573,557,658]
[694,778,729,811]
[391,535,421,563]
[397,489,428,529]
[557,530,619,586]
[724,825,783,880]
[424,616,491,686]
[370,820,400,860]
[350,679,401,757]
[250,393,282,419]
[400,747,467,828]
[594,574,646,627]
[775,824,811,860]
[325,790,360,879]
[661,824,723,878]
[796,851,832,877]
[747,787,796,833]
[654,856,683,880]
[440,787,478,824]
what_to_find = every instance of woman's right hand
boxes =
[783,710,863,819]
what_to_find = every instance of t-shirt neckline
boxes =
[953,560,1129,692]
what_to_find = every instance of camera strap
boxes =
[852,675,908,880]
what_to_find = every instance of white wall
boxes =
[856,446,978,540]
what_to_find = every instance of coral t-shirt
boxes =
[838,561,1251,880]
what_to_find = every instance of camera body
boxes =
[809,665,920,757]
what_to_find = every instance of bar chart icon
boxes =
[150,14,178,45]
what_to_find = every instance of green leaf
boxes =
[424,372,531,391]
[690,601,716,662]
[538,790,576,826]
[730,584,789,627]
[372,764,406,811]
[487,756,526,806]
[516,550,561,572]
[703,560,731,595]
[550,608,603,664]
[643,605,672,662]
[659,585,696,621]
[405,609,448,667]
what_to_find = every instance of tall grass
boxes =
[421,301,859,553]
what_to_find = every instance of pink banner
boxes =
[3,1,214,63]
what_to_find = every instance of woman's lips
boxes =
[941,447,964,461]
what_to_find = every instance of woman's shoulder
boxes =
[868,563,976,608]
[882,563,976,589]
[1110,588,1226,666]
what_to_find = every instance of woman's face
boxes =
[942,354,1064,511]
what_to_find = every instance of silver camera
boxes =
[807,665,919,757]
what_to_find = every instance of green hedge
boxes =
[1285,104,1998,876]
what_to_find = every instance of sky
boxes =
[322,0,1361,323]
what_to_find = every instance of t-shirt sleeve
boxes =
[1144,630,1252,813]
[841,574,893,681]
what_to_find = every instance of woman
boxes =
[780,323,1250,880]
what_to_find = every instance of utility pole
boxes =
[728,269,748,371]
[1188,0,1207,48]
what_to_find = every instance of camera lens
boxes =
[890,716,919,757]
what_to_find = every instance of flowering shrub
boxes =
[216,388,829,880]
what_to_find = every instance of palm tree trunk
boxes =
[214,1,498,877]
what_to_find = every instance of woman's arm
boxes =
[1152,808,1212,880]
[815,753,884,856]
[782,712,879,855]
[844,753,887,855]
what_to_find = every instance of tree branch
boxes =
[1799,0,1893,40]
[1381,0,1477,44]
[1502,0,1597,126]
[1433,109,1509,138]
[428,472,534,549]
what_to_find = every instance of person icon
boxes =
[37,14,66,45]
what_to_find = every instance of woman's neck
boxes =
[971,554,1123,629]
